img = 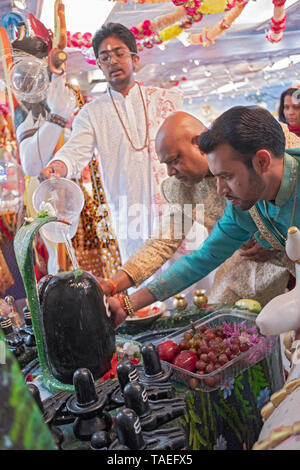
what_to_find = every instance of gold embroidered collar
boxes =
[275,152,299,208]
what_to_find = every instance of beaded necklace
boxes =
[108,82,149,152]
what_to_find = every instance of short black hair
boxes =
[278,87,300,123]
[92,22,137,58]
[198,106,286,168]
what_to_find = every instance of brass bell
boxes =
[193,289,208,309]
[173,294,188,311]
[4,295,21,328]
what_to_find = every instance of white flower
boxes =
[122,342,140,357]
[39,201,57,216]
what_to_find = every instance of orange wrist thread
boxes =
[107,279,117,296]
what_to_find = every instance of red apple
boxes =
[157,340,179,362]
[172,350,198,372]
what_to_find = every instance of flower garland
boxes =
[199,0,227,14]
[68,0,287,63]
[66,31,93,49]
[65,30,96,65]
[130,0,238,50]
[130,1,204,49]
[188,0,248,46]
[130,7,187,39]
[266,0,287,43]
[109,0,171,3]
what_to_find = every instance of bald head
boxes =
[155,111,207,156]
[155,111,209,185]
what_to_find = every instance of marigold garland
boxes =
[131,0,240,50]
[188,0,248,46]
[108,0,170,3]
[160,23,184,42]
[66,31,93,49]
[68,0,287,62]
[130,7,187,39]
[200,0,227,14]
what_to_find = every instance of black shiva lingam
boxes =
[109,408,186,450]
[27,357,187,449]
[14,215,116,392]
[66,368,112,441]
[123,381,186,431]
[111,351,174,406]
[137,342,172,384]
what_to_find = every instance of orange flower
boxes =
[100,352,118,382]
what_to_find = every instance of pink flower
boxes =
[130,27,139,36]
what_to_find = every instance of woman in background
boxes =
[279,87,300,137]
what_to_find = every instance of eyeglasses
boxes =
[97,48,136,66]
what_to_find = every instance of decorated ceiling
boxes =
[0,0,300,115]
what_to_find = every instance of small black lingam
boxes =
[109,408,186,450]
[20,306,36,347]
[0,316,25,358]
[137,343,172,384]
[38,270,116,385]
[123,381,186,432]
[90,431,111,450]
[111,358,174,406]
[66,368,111,441]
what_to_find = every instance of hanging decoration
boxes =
[69,0,236,62]
[66,31,93,49]
[108,0,170,3]
[130,0,238,50]
[61,0,288,62]
[66,31,95,65]
[199,0,227,14]
[133,0,253,51]
[188,0,248,46]
[130,7,187,39]
[266,0,287,43]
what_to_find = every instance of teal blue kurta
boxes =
[147,150,300,301]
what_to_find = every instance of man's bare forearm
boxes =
[129,287,157,311]
[111,270,134,292]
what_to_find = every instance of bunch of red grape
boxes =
[157,322,251,388]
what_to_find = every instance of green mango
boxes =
[234,298,262,314]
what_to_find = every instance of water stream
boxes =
[61,228,79,271]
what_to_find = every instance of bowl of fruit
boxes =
[155,308,278,392]
[125,301,168,326]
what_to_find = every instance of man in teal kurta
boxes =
[149,151,299,298]
[107,106,300,323]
